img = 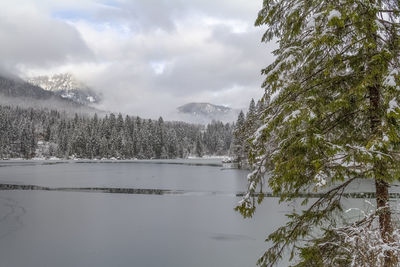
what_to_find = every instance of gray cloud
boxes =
[155,27,272,95]
[75,0,263,32]
[0,0,275,120]
[0,3,93,73]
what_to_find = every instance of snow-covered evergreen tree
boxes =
[154,117,166,158]
[0,105,234,160]
[237,0,400,266]
[19,120,36,159]
[231,110,246,166]
[195,134,204,157]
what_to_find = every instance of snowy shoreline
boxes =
[1,155,232,162]
[0,157,237,168]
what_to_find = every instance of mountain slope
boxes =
[0,74,100,115]
[177,102,239,123]
[0,75,55,99]
[27,73,101,105]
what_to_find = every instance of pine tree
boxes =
[244,98,258,142]
[154,117,166,158]
[166,128,178,158]
[246,98,256,121]
[195,134,204,158]
[99,136,109,158]
[237,1,400,266]
[116,113,124,133]
[44,124,51,142]
[56,119,68,157]
[19,120,36,159]
[232,110,246,167]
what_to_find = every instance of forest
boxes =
[0,105,234,160]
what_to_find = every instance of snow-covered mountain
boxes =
[177,102,239,123]
[27,73,101,105]
[0,74,100,115]
[0,74,54,99]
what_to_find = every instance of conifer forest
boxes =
[0,105,234,160]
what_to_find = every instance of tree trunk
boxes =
[375,179,393,239]
[369,82,395,267]
[366,0,395,263]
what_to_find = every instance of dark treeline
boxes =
[0,105,233,159]
[231,98,267,168]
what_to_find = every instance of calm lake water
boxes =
[0,159,397,267]
[0,159,292,267]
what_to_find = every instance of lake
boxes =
[0,159,292,267]
[0,159,397,267]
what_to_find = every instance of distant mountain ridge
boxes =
[178,102,231,115]
[0,75,56,100]
[0,74,100,115]
[27,73,101,105]
[177,102,239,123]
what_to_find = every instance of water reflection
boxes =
[0,196,25,239]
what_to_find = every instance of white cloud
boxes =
[0,2,93,73]
[1,0,276,119]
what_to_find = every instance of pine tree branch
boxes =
[260,177,357,266]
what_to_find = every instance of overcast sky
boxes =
[0,0,275,119]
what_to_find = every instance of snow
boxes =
[61,92,76,99]
[31,156,61,161]
[249,181,256,190]
[26,73,99,104]
[334,209,400,267]
[346,144,372,157]
[314,134,323,140]
[383,135,389,142]
[375,19,385,31]
[306,12,323,29]
[86,96,95,103]
[384,70,398,87]
[188,155,229,159]
[283,110,301,122]
[270,87,283,103]
[253,124,268,144]
[327,10,341,21]
[315,171,327,187]
[387,98,399,113]
[247,169,259,182]
[306,17,316,28]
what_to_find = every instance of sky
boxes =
[0,0,276,119]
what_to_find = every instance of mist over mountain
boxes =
[177,102,240,123]
[0,75,54,99]
[0,74,101,116]
[0,72,240,124]
[27,73,101,105]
